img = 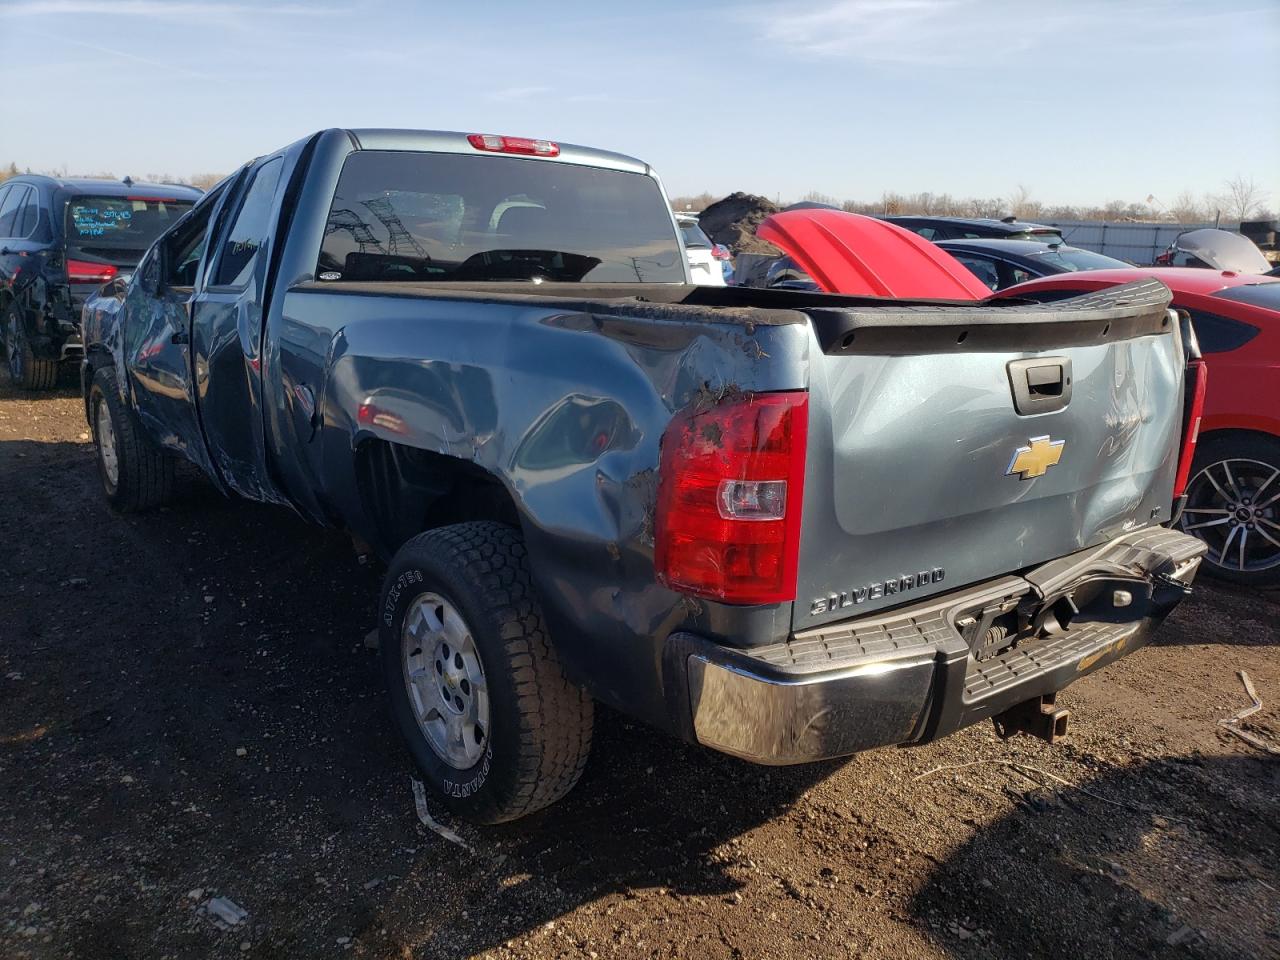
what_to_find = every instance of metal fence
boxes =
[1050,220,1237,265]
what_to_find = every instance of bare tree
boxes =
[1169,190,1208,224]
[1218,175,1268,222]
[1008,184,1042,219]
[800,190,838,207]
[190,172,227,191]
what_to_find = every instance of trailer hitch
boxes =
[992,694,1070,744]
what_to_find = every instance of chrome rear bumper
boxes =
[677,528,1204,765]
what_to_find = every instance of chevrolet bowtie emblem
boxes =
[1007,436,1065,480]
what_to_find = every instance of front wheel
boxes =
[1178,434,1280,586]
[380,522,593,824]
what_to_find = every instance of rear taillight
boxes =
[1173,358,1207,498]
[467,134,559,157]
[711,243,733,261]
[655,392,808,604]
[67,260,117,284]
[1155,250,1174,266]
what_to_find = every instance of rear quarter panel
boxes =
[271,285,811,730]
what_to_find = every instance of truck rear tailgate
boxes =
[794,279,1184,629]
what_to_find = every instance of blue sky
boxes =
[1,0,1276,210]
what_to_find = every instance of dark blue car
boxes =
[936,238,1128,291]
[0,176,200,389]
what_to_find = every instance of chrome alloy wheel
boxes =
[401,592,489,769]
[96,398,119,488]
[1180,458,1280,573]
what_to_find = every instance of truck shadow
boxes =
[0,436,839,959]
[908,754,1280,960]
[1154,578,1280,646]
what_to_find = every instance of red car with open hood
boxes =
[1001,269,1280,585]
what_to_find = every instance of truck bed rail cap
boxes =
[808,278,1174,355]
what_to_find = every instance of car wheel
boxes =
[380,521,593,824]
[1178,434,1280,586]
[3,303,59,391]
[89,365,175,512]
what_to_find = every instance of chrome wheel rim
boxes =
[401,592,489,769]
[96,400,119,488]
[1180,457,1280,573]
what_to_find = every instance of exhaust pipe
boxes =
[993,694,1070,744]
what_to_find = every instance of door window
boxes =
[211,157,283,288]
[0,186,28,237]
[952,253,1000,290]
[14,190,39,237]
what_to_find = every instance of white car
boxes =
[676,213,729,286]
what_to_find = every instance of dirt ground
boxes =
[2,374,1279,960]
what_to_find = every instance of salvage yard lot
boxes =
[2,377,1278,960]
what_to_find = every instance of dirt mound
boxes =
[697,192,782,256]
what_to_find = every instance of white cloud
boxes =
[741,0,1275,65]
[484,85,552,102]
[0,0,328,24]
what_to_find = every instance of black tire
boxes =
[3,303,59,391]
[1179,433,1280,587]
[380,522,593,824]
[89,365,175,512]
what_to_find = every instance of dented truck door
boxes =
[189,154,291,502]
[121,183,232,478]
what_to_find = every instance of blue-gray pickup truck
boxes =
[81,129,1206,823]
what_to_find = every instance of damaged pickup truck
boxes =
[81,128,1207,823]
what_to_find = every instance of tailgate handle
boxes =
[1008,357,1072,415]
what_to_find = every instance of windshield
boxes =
[678,220,712,249]
[65,196,193,261]
[1212,282,1280,312]
[317,151,685,283]
[1026,246,1127,272]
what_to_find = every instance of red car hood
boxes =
[756,209,990,299]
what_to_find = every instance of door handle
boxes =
[1008,357,1072,415]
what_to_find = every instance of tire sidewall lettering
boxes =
[442,743,494,798]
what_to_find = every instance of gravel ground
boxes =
[2,374,1278,960]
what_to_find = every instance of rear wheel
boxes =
[380,521,593,823]
[89,366,174,512]
[1179,434,1280,586]
[3,304,59,391]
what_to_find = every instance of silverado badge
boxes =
[1006,436,1065,480]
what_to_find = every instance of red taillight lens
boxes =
[1173,358,1207,498]
[67,259,118,284]
[711,243,733,261]
[1155,250,1173,265]
[655,392,808,604]
[467,134,560,157]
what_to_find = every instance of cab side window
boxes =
[211,157,283,289]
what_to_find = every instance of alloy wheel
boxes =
[401,591,490,769]
[96,399,120,488]
[1180,457,1280,574]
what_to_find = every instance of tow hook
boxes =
[992,694,1070,744]
[1153,569,1193,596]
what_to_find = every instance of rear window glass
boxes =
[65,196,193,248]
[678,221,711,249]
[1026,247,1127,272]
[1010,230,1064,242]
[318,151,684,283]
[1212,282,1280,312]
